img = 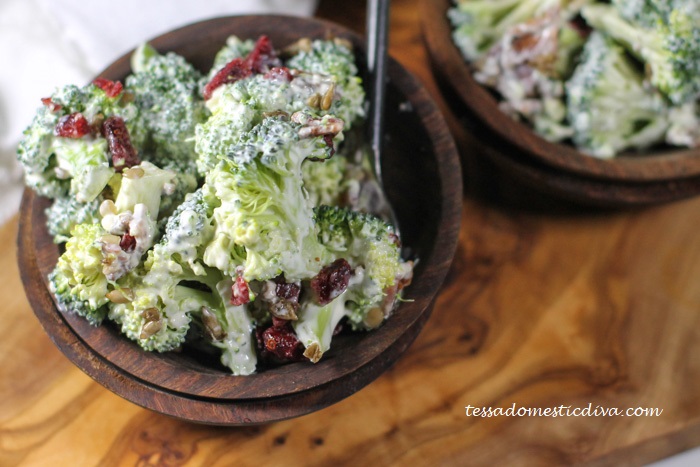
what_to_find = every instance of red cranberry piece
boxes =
[203,58,252,100]
[93,78,123,98]
[203,35,281,100]
[274,276,301,303]
[102,116,140,171]
[262,324,304,361]
[41,97,62,112]
[246,35,281,74]
[231,275,250,306]
[323,134,336,157]
[311,258,352,305]
[119,233,136,252]
[54,113,90,138]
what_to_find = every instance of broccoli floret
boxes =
[100,161,175,281]
[314,205,401,291]
[46,196,102,243]
[666,101,700,148]
[582,2,700,104]
[301,155,348,207]
[17,83,137,198]
[293,206,411,362]
[49,223,110,325]
[127,44,209,170]
[196,39,362,175]
[566,32,669,158]
[286,38,366,124]
[108,188,221,352]
[203,116,335,281]
[203,278,258,375]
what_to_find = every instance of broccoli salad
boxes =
[448,0,700,158]
[17,35,413,375]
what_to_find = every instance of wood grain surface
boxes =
[3,0,700,465]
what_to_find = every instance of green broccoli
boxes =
[301,155,348,207]
[100,161,175,281]
[49,223,110,325]
[202,116,339,281]
[196,39,363,175]
[45,195,102,243]
[582,1,700,104]
[127,44,209,170]
[107,188,221,352]
[293,206,410,362]
[566,32,669,158]
[17,82,138,198]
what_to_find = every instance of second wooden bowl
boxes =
[18,15,462,425]
[421,0,700,205]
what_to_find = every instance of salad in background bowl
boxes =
[448,0,700,159]
[16,15,461,424]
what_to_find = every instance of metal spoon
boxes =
[363,0,401,235]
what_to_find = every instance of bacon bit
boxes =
[41,97,62,112]
[261,324,304,361]
[231,275,250,306]
[102,116,140,171]
[93,78,123,98]
[119,233,136,252]
[54,113,90,138]
[263,66,293,83]
[311,258,352,305]
[203,35,281,100]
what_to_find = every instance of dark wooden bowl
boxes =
[421,0,700,205]
[17,15,462,425]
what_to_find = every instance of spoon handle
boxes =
[366,0,391,182]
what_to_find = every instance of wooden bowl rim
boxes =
[18,15,463,423]
[421,0,700,183]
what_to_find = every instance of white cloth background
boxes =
[0,0,317,225]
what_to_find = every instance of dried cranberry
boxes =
[54,113,90,138]
[203,35,281,100]
[262,324,304,361]
[311,258,352,305]
[231,275,250,306]
[203,58,252,100]
[93,78,123,98]
[271,316,288,328]
[274,276,301,302]
[323,134,336,157]
[41,97,62,112]
[263,66,293,83]
[246,35,281,74]
[102,116,140,171]
[119,233,136,252]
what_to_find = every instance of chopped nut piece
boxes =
[140,320,163,339]
[106,288,133,304]
[321,83,336,111]
[201,306,226,341]
[99,199,117,217]
[307,93,321,108]
[303,342,323,363]
[363,307,385,329]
